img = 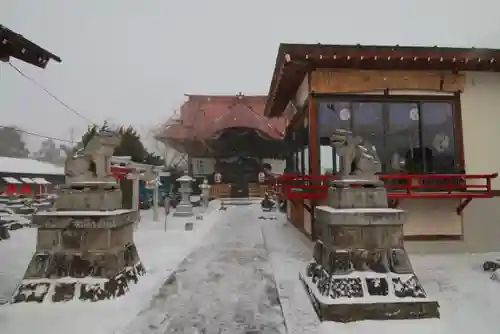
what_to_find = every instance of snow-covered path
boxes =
[121,204,288,334]
[121,204,500,334]
[3,203,500,334]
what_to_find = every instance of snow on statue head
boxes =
[65,129,121,185]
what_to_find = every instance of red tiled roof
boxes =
[158,94,286,142]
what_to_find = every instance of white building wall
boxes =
[407,71,500,253]
[461,72,500,189]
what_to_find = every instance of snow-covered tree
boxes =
[34,139,65,165]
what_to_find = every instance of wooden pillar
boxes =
[307,98,320,240]
[308,98,320,177]
[187,155,193,175]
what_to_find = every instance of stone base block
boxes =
[23,243,141,279]
[299,264,440,322]
[12,242,144,303]
[174,204,194,217]
[315,206,406,227]
[66,177,119,188]
[12,262,145,303]
[33,209,135,229]
[328,186,388,209]
[55,187,122,211]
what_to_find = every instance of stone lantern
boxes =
[258,171,265,183]
[174,171,194,217]
[199,178,211,207]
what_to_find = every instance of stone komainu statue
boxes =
[331,129,382,177]
[65,129,121,184]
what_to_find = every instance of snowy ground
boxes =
[1,202,500,334]
[263,215,500,334]
[121,204,287,334]
[0,202,222,334]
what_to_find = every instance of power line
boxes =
[0,125,76,144]
[7,62,94,124]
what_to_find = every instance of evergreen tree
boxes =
[0,126,30,158]
[144,152,165,166]
[76,123,164,166]
[114,126,147,163]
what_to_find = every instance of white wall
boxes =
[405,72,500,253]
[461,72,500,189]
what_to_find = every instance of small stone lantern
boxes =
[258,171,265,183]
[174,171,194,217]
[199,178,211,207]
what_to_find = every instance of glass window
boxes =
[386,103,422,173]
[303,148,310,175]
[316,98,460,175]
[318,101,353,176]
[352,102,383,135]
[320,145,334,174]
[318,102,351,138]
[352,102,385,168]
[420,102,458,173]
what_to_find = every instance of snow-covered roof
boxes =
[2,177,21,184]
[20,177,34,184]
[0,157,64,176]
[32,177,51,185]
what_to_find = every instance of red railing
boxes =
[274,173,498,213]
[381,173,498,199]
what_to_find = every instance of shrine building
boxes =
[156,94,287,198]
[264,43,500,253]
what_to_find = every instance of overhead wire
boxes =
[0,125,76,144]
[7,61,95,124]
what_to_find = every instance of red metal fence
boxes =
[274,173,498,214]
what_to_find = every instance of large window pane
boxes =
[386,103,422,173]
[320,145,334,174]
[420,102,458,173]
[318,102,351,138]
[315,97,461,177]
[352,102,383,134]
[352,102,385,168]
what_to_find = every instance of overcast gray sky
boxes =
[1,0,499,150]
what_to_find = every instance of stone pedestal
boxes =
[0,220,10,240]
[300,178,439,322]
[12,182,144,303]
[174,173,194,217]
